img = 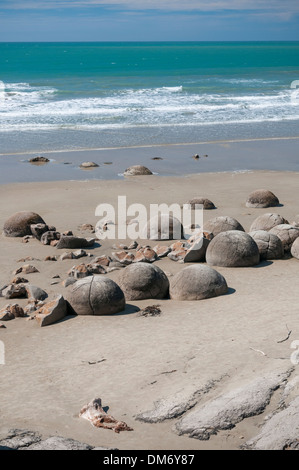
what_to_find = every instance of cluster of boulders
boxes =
[1,187,299,327]
[3,211,96,249]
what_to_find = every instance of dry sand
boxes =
[0,169,299,450]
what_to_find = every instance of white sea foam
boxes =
[0,81,298,133]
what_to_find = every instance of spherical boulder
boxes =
[3,211,46,237]
[246,189,280,208]
[169,265,228,301]
[248,230,284,260]
[141,213,184,240]
[123,165,153,176]
[68,275,125,315]
[116,262,169,300]
[203,216,245,237]
[185,197,216,210]
[291,237,299,259]
[249,213,289,232]
[206,230,260,267]
[269,224,299,252]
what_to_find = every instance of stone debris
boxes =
[56,236,95,250]
[35,295,68,327]
[30,223,56,240]
[13,265,39,275]
[79,398,133,433]
[0,304,26,321]
[138,304,161,317]
[2,284,27,299]
[40,231,61,245]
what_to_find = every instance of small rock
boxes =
[30,223,55,240]
[128,240,138,250]
[167,249,187,262]
[68,264,90,279]
[25,285,48,302]
[79,223,95,232]
[80,162,99,169]
[73,249,87,259]
[15,265,39,275]
[59,252,74,261]
[35,295,68,327]
[10,276,29,284]
[0,304,25,320]
[123,165,153,176]
[44,256,58,261]
[56,236,95,250]
[2,284,27,299]
[111,251,135,265]
[62,277,78,288]
[134,247,157,263]
[41,231,61,245]
[29,156,50,163]
[93,255,111,267]
[79,398,133,433]
[153,245,171,258]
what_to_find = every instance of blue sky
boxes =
[0,0,299,42]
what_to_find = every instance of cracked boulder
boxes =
[68,275,125,315]
[291,237,299,259]
[269,224,299,252]
[206,230,260,267]
[203,216,244,237]
[116,262,169,301]
[249,230,284,260]
[249,213,288,232]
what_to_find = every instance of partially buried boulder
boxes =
[141,214,184,240]
[56,236,95,249]
[203,216,244,237]
[246,189,280,208]
[184,197,216,210]
[116,262,169,301]
[206,230,260,267]
[249,230,284,260]
[68,275,125,315]
[249,213,288,232]
[3,211,46,237]
[269,224,299,252]
[123,165,153,176]
[169,265,228,301]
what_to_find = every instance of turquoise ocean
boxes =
[0,41,299,154]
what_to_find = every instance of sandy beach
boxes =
[0,163,299,451]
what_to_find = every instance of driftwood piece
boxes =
[79,398,133,433]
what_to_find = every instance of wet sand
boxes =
[0,136,299,184]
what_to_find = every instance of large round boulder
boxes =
[169,265,228,301]
[246,189,280,208]
[141,213,184,240]
[184,197,216,210]
[269,224,299,252]
[3,211,46,237]
[248,230,284,260]
[291,237,299,259]
[68,275,125,315]
[206,230,260,267]
[116,262,169,300]
[123,165,153,176]
[203,216,244,237]
[249,213,288,232]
